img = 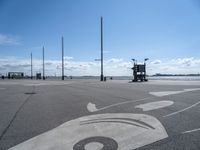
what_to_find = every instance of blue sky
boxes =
[1,0,200,76]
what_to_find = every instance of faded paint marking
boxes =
[87,97,152,112]
[150,88,200,97]
[164,101,200,117]
[9,113,168,150]
[135,101,174,111]
[182,128,200,134]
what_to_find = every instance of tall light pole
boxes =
[100,16,104,81]
[62,36,64,80]
[43,46,45,80]
[31,53,33,79]
[144,58,149,81]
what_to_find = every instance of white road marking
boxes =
[163,101,200,117]
[87,102,98,112]
[23,82,74,86]
[87,97,152,112]
[9,113,168,150]
[184,88,200,92]
[135,101,174,111]
[150,91,184,97]
[150,88,200,97]
[182,128,200,134]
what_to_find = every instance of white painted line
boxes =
[182,128,200,134]
[135,101,174,111]
[87,97,152,112]
[23,82,74,86]
[150,91,184,97]
[150,88,200,97]
[184,88,200,92]
[9,113,168,150]
[163,101,200,117]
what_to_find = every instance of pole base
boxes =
[100,75,104,81]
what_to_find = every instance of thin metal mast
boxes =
[62,36,64,80]
[43,46,45,80]
[31,53,33,79]
[100,16,104,81]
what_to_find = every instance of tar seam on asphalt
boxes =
[0,86,36,141]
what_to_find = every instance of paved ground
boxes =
[0,79,200,150]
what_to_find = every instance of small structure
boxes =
[36,73,41,79]
[0,74,5,79]
[131,59,148,82]
[8,72,24,79]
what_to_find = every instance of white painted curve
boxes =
[9,113,168,150]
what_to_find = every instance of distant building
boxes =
[8,72,24,79]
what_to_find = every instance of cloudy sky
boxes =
[1,0,200,76]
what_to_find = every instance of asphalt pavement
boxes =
[0,79,200,150]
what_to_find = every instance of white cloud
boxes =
[106,58,123,63]
[64,56,73,60]
[148,57,200,75]
[0,57,200,76]
[150,60,162,64]
[103,50,110,54]
[173,57,200,66]
[0,34,20,45]
[0,57,132,76]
